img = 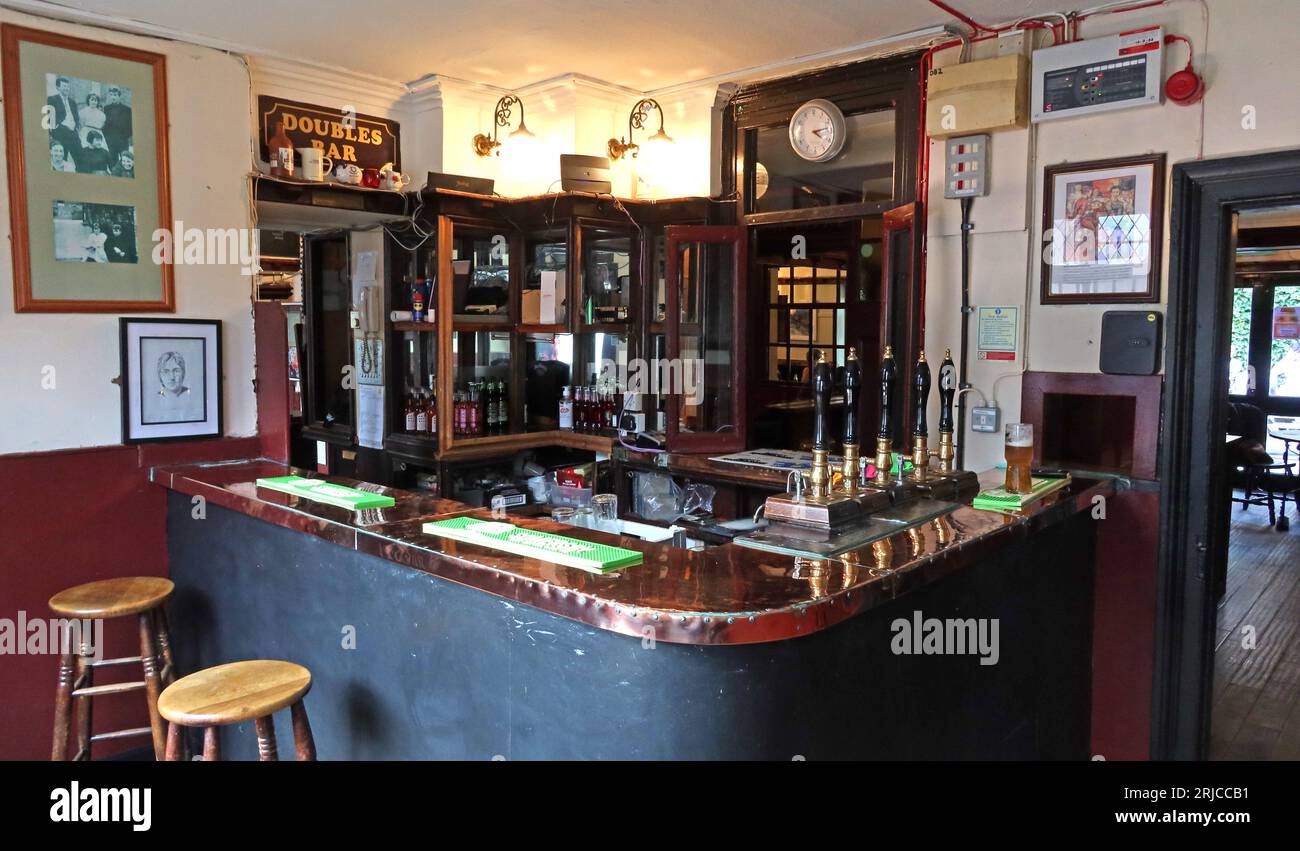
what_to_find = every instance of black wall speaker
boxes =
[1100,310,1162,375]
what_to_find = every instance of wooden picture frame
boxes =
[3,24,173,312]
[1040,153,1165,305]
[120,318,223,443]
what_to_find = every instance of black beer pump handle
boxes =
[843,348,860,446]
[914,351,931,437]
[878,345,896,441]
[812,352,833,451]
[938,348,956,433]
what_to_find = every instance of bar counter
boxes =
[153,459,1110,645]
[152,459,1109,759]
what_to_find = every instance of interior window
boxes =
[766,265,847,383]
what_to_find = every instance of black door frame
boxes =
[1155,148,1300,760]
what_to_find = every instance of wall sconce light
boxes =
[473,94,535,157]
[608,98,674,161]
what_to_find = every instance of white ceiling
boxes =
[48,0,1069,90]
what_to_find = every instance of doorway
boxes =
[1157,150,1300,760]
[747,219,883,450]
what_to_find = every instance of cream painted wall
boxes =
[0,9,257,454]
[922,0,1300,471]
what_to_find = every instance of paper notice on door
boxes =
[357,384,384,450]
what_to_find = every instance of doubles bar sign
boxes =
[258,96,400,169]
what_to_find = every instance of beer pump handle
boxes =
[843,348,860,446]
[878,346,896,441]
[938,348,956,433]
[914,350,930,437]
[812,352,832,452]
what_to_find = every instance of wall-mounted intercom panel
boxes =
[1031,26,1164,122]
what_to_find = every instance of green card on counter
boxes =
[255,476,395,510]
[972,476,1071,514]
[423,517,643,573]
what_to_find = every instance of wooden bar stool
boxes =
[48,576,178,761]
[159,660,316,761]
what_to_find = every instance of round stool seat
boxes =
[159,660,312,727]
[49,577,174,618]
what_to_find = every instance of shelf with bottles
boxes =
[577,224,636,331]
[387,324,440,458]
[447,329,515,444]
[449,223,513,325]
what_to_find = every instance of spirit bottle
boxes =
[404,388,417,432]
[268,122,293,177]
[558,386,573,430]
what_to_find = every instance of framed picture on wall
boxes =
[120,318,222,443]
[1040,154,1165,304]
[2,24,173,312]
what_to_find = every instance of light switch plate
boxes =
[971,406,1001,433]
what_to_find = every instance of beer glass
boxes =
[1004,423,1034,494]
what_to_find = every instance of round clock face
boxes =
[789,98,846,163]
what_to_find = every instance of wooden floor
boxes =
[1211,499,1300,759]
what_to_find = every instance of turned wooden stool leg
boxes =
[51,645,75,761]
[202,727,220,761]
[138,612,166,760]
[290,700,316,761]
[164,721,184,761]
[254,716,279,761]
[72,650,93,761]
[154,607,178,687]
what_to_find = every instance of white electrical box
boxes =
[1031,27,1163,122]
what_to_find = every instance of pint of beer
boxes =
[1004,423,1034,494]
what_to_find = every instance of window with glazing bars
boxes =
[766,265,847,384]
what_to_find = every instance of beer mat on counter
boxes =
[971,477,1071,514]
[255,476,395,510]
[422,517,643,573]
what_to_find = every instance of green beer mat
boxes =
[423,516,643,573]
[255,476,396,510]
[972,476,1071,513]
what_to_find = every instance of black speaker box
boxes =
[1100,310,1162,375]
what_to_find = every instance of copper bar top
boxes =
[151,460,1113,646]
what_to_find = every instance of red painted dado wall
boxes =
[0,437,259,760]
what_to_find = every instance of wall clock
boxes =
[789,98,847,163]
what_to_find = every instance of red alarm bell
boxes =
[1164,35,1204,106]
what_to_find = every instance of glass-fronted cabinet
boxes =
[448,219,513,325]
[522,229,568,329]
[664,225,748,453]
[578,224,635,329]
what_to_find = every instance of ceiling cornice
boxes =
[3,1,949,110]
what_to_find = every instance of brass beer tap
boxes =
[875,345,896,485]
[911,350,931,483]
[841,348,861,495]
[808,351,833,499]
[937,348,957,474]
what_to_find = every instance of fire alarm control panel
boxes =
[1031,27,1164,122]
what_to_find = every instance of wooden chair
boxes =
[48,576,178,760]
[158,660,316,761]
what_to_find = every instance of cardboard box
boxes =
[926,54,1029,138]
[523,289,542,324]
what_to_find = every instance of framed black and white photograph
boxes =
[4,24,171,312]
[1040,153,1165,304]
[119,318,222,443]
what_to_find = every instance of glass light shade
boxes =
[635,130,675,189]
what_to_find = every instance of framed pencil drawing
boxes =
[120,318,222,443]
[3,24,173,312]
